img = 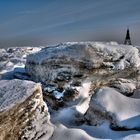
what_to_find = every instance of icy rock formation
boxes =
[26,42,140,83]
[0,79,54,140]
[85,87,140,130]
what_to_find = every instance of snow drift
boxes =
[85,87,140,130]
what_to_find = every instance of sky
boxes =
[0,0,140,47]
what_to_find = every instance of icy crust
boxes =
[27,42,140,70]
[86,87,140,129]
[0,79,39,111]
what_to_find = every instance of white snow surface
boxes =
[41,122,140,140]
[53,90,64,99]
[75,81,91,114]
[52,81,91,125]
[51,83,140,140]
[49,123,95,140]
[94,87,140,129]
[0,79,41,111]
[80,123,139,140]
[118,134,140,140]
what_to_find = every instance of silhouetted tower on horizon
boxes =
[124,28,132,45]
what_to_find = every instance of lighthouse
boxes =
[124,28,132,45]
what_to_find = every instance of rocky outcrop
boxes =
[0,79,54,140]
[26,42,140,84]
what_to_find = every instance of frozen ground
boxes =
[1,42,140,140]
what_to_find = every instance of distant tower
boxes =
[124,28,132,45]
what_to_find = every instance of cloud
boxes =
[0,0,140,47]
[18,10,38,15]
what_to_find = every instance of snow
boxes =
[44,85,64,99]
[22,103,54,140]
[47,79,140,139]
[93,87,140,129]
[0,79,41,111]
[40,122,140,140]
[80,123,139,139]
[0,63,25,74]
[49,123,95,140]
[44,80,91,125]
[52,81,91,125]
[53,90,64,99]
[112,78,136,95]
[44,85,57,93]
[53,107,77,125]
[75,81,91,114]
[93,42,140,69]
[0,47,41,80]
[27,42,140,70]
[119,134,140,140]
[0,63,26,80]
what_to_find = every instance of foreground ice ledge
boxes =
[26,42,140,83]
[0,79,54,140]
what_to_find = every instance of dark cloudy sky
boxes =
[0,0,140,47]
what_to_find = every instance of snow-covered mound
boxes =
[26,42,140,83]
[49,124,95,140]
[0,79,54,140]
[85,87,140,130]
